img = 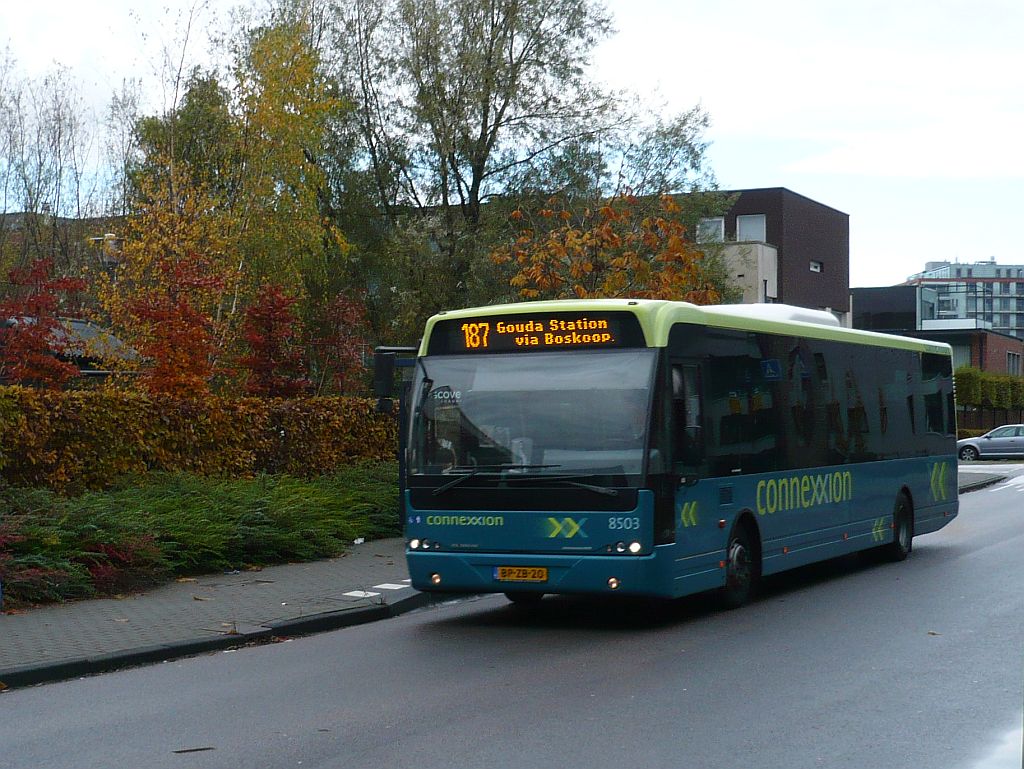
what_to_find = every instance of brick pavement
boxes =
[0,538,426,689]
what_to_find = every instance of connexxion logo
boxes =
[545,517,588,538]
[756,471,853,515]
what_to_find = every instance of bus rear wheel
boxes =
[720,521,759,609]
[881,492,913,562]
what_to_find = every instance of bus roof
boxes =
[420,299,952,357]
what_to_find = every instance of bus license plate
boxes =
[493,566,548,583]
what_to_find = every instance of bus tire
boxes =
[720,519,760,609]
[505,592,543,606]
[881,492,913,562]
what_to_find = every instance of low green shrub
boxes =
[0,462,400,609]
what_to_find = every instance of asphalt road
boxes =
[5,469,1023,769]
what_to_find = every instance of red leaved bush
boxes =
[241,284,308,397]
[308,293,369,394]
[83,537,164,594]
[0,258,85,388]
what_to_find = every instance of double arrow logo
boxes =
[680,501,699,528]
[546,517,587,538]
[930,462,950,501]
[872,517,887,542]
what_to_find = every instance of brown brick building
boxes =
[701,188,850,322]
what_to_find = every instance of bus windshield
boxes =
[408,349,658,484]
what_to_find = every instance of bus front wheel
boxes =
[881,492,913,562]
[721,521,760,609]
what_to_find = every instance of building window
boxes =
[809,260,824,273]
[697,217,724,243]
[736,214,766,242]
[1008,352,1021,376]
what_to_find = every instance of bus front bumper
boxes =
[407,549,678,598]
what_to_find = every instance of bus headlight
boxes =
[615,542,626,553]
[409,538,421,550]
[628,541,642,554]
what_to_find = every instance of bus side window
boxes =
[673,364,704,467]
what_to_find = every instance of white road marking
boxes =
[343,590,382,598]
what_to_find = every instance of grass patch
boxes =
[0,462,400,609]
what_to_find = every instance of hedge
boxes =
[0,387,397,492]
[954,367,1024,410]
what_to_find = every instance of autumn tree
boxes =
[304,291,369,394]
[321,0,729,342]
[126,7,353,381]
[127,264,225,398]
[492,194,735,303]
[97,157,240,396]
[0,257,85,387]
[240,283,308,397]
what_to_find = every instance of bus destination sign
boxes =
[427,311,646,354]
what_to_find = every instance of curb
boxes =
[0,590,437,691]
[958,475,1006,494]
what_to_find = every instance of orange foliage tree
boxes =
[96,159,242,397]
[492,194,726,303]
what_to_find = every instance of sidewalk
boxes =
[0,538,431,690]
[0,469,1007,691]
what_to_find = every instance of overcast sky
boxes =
[4,0,1023,288]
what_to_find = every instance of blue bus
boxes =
[401,299,958,606]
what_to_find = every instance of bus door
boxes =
[670,361,721,565]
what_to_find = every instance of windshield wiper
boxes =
[432,464,560,496]
[503,474,620,497]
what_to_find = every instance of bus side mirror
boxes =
[373,345,420,414]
